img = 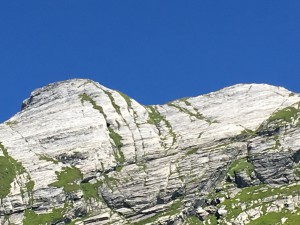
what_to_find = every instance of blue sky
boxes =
[1,1,300,122]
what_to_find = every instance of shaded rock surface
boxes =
[0,79,300,224]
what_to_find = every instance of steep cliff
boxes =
[0,79,299,225]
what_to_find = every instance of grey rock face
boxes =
[0,79,300,224]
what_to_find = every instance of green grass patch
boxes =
[179,98,192,106]
[237,184,300,202]
[219,184,300,222]
[248,209,300,225]
[50,166,83,193]
[248,211,285,225]
[147,106,177,145]
[50,166,103,201]
[115,165,123,172]
[108,127,125,163]
[0,156,17,198]
[79,93,107,118]
[228,158,254,177]
[295,165,300,177]
[26,180,35,192]
[0,142,8,156]
[167,103,204,120]
[79,93,126,163]
[23,208,65,225]
[185,216,203,225]
[219,185,263,220]
[240,128,256,137]
[168,102,217,124]
[80,181,103,200]
[0,142,27,198]
[186,148,198,156]
[103,174,119,189]
[202,215,218,225]
[79,93,91,104]
[147,106,166,126]
[5,120,18,126]
[268,106,299,123]
[108,128,123,150]
[103,90,121,115]
[26,179,35,205]
[38,154,59,164]
[118,91,132,108]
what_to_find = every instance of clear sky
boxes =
[1,1,300,122]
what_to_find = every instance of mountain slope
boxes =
[0,79,299,225]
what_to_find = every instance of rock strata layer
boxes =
[0,79,300,225]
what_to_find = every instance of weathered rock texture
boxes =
[0,79,300,225]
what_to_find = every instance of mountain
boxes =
[0,79,299,225]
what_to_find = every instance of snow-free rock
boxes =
[0,79,300,224]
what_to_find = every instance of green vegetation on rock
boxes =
[0,156,18,198]
[255,104,300,133]
[108,127,123,151]
[133,198,183,225]
[104,90,121,115]
[115,165,123,172]
[147,106,166,127]
[186,148,198,156]
[178,98,192,106]
[268,106,298,123]
[248,209,300,225]
[211,184,300,224]
[118,91,132,108]
[50,166,105,203]
[108,127,125,163]
[79,93,126,163]
[240,128,256,137]
[147,106,177,145]
[168,103,204,120]
[5,120,18,127]
[0,142,8,155]
[80,181,102,201]
[228,158,254,177]
[201,215,218,225]
[50,166,83,192]
[38,154,59,164]
[168,100,217,124]
[103,174,119,190]
[294,165,300,177]
[23,208,65,225]
[184,216,203,225]
[0,142,28,199]
[79,93,107,118]
[26,180,35,192]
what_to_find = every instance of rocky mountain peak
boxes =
[0,79,300,225]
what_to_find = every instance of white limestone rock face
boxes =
[0,79,300,224]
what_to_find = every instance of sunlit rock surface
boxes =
[0,79,300,224]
